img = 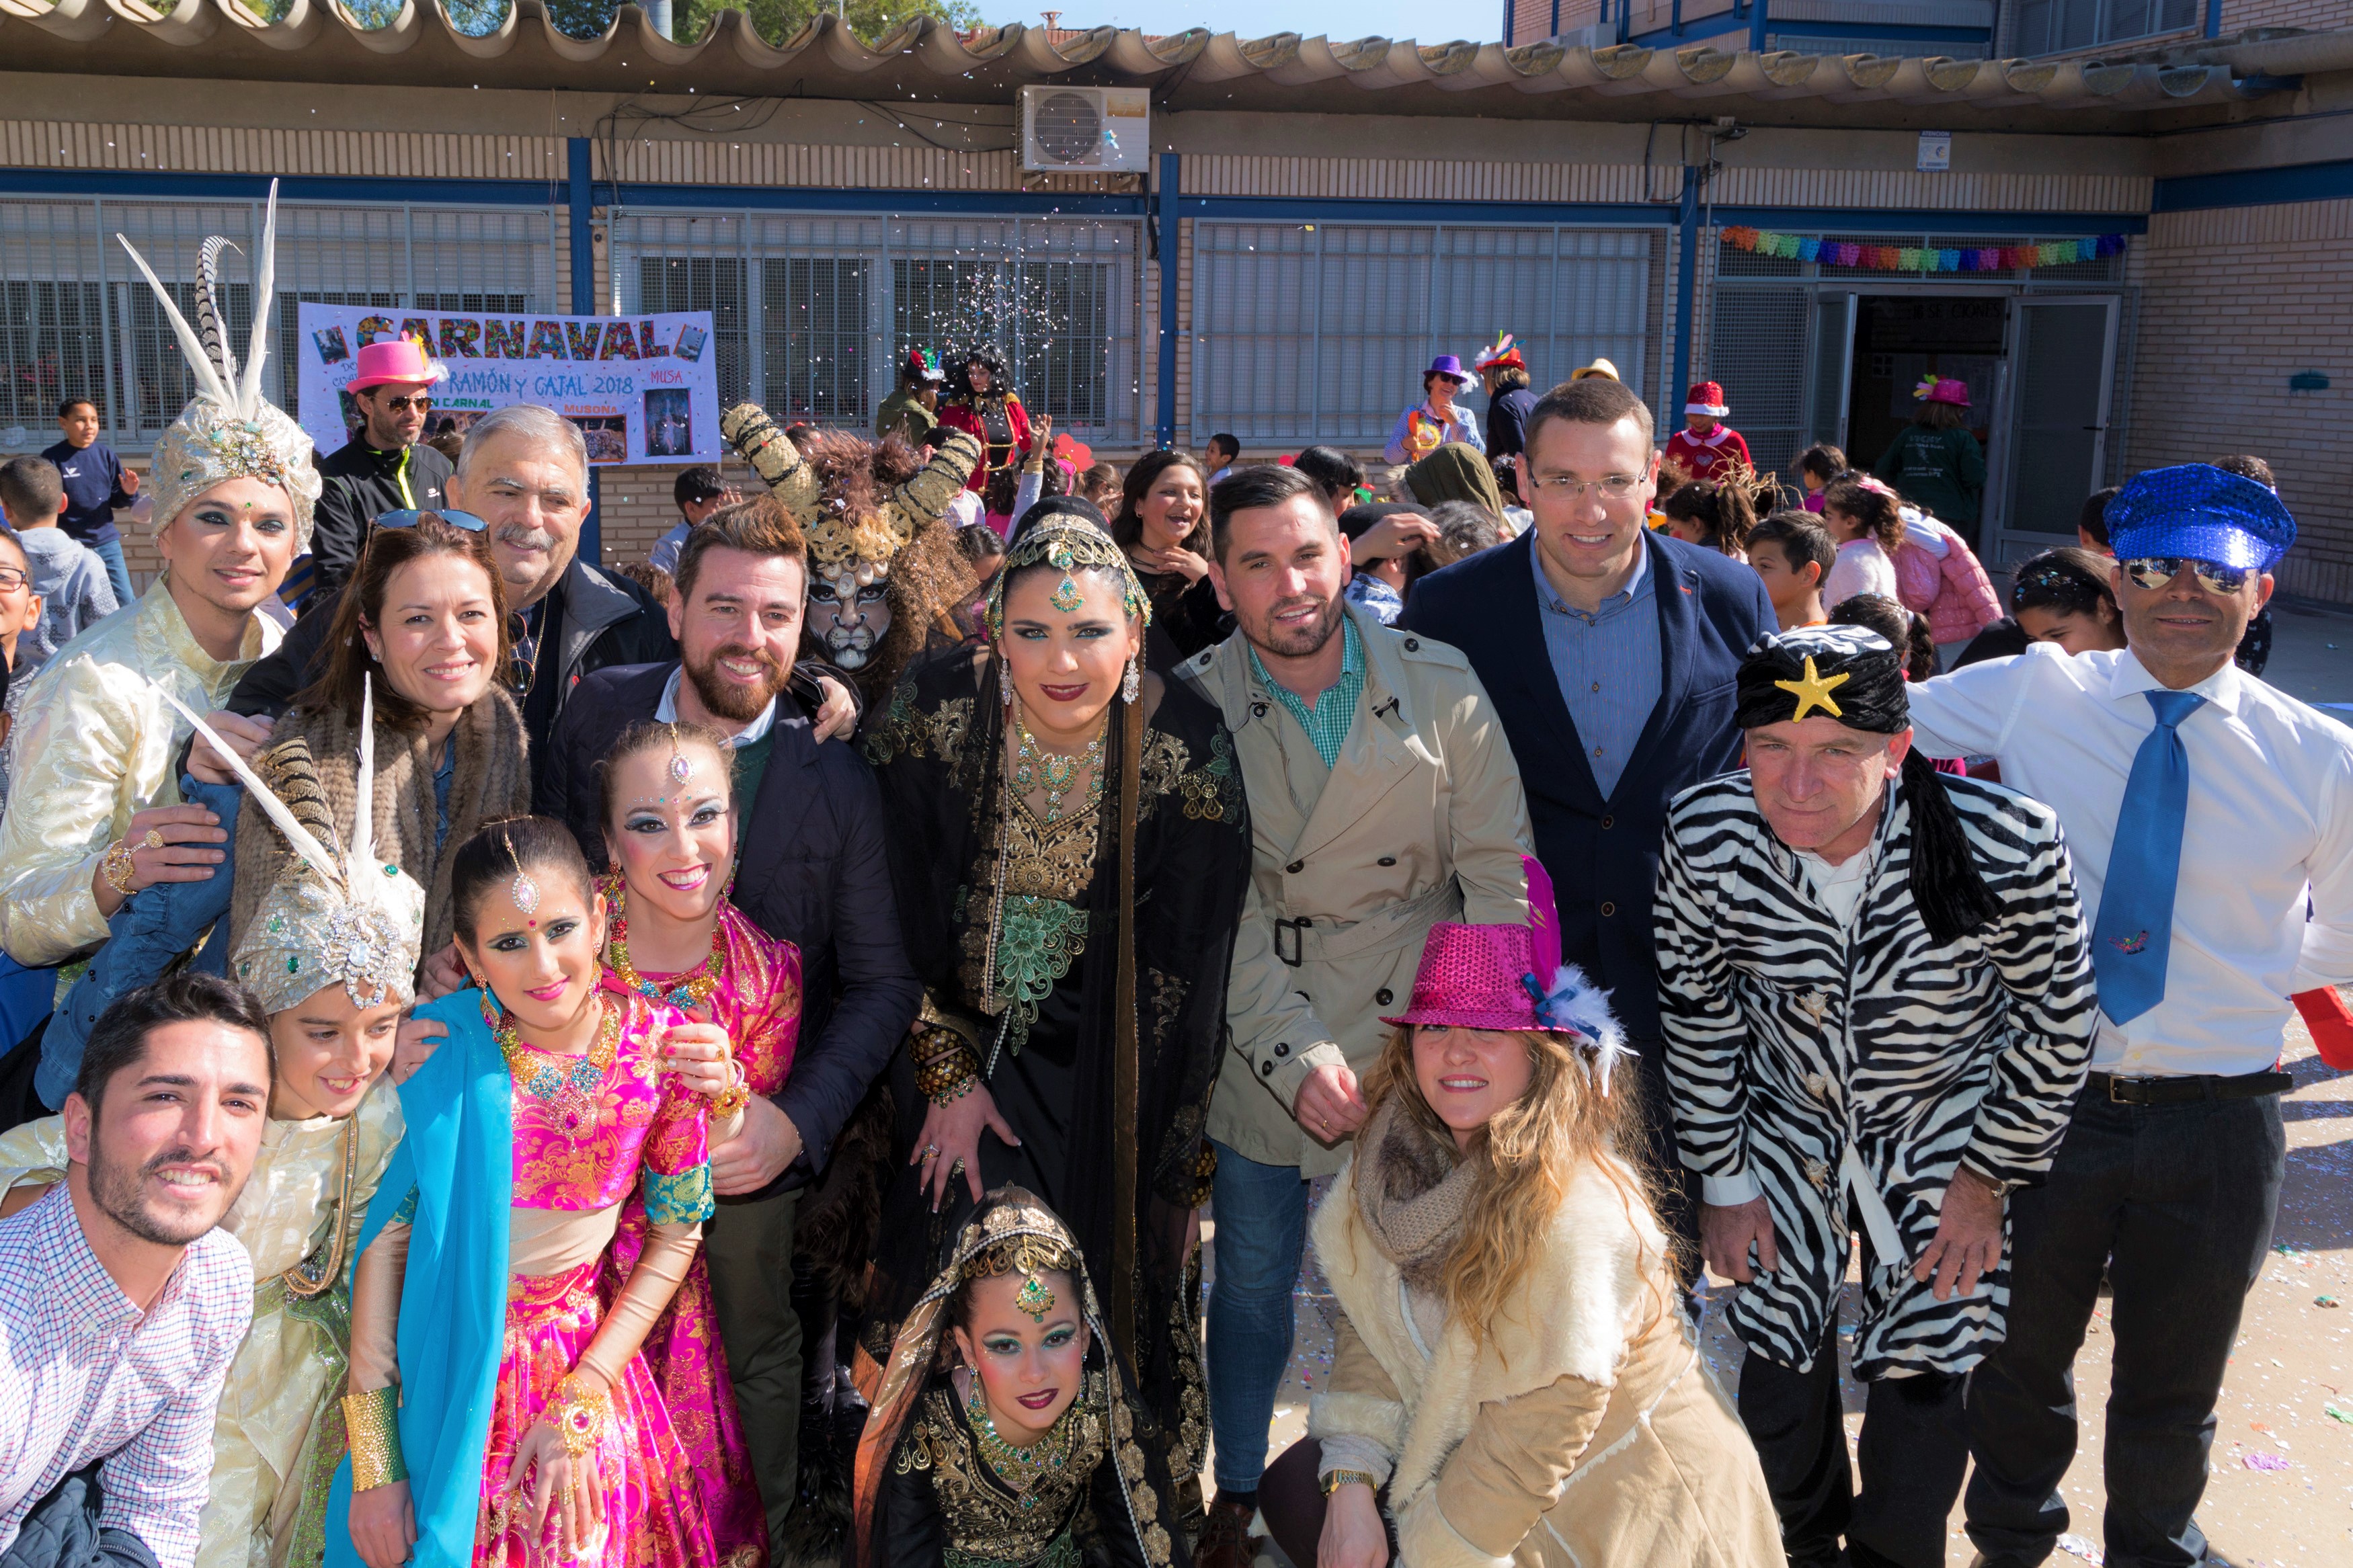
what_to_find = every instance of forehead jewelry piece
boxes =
[1775,654,1850,723]
[1015,1272,1056,1323]
[1047,537,1084,614]
[504,832,541,925]
[667,722,694,786]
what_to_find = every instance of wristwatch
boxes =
[1320,1469,1378,1496]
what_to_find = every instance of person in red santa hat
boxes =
[1663,381,1752,484]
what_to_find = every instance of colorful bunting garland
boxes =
[1718,227,2128,272]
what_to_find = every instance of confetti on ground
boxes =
[2242,1452,2292,1472]
[2317,1294,2341,1308]
[2057,1532,2105,1564]
[2325,1403,2353,1425]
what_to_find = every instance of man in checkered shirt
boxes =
[0,974,270,1568]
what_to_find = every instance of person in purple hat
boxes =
[1657,623,2097,1568]
[1382,355,1483,466]
[1253,854,1781,1568]
[1900,464,2353,1568]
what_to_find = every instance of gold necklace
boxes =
[1011,700,1106,824]
[965,1383,1076,1505]
[602,875,728,1011]
[485,991,620,1141]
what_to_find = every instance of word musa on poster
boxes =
[297,304,719,467]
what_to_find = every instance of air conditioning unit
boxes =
[1020,85,1151,173]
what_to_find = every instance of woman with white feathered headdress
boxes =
[0,681,429,1568]
[1254,854,1782,1568]
[0,182,317,987]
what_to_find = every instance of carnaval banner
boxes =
[296,304,719,466]
[1718,229,2129,273]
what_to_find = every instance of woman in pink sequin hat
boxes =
[1254,855,1781,1568]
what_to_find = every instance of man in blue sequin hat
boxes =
[1900,462,2353,1568]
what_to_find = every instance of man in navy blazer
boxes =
[1401,375,1773,1244]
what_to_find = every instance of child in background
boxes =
[0,455,118,677]
[1888,501,2001,661]
[2009,546,2128,656]
[955,515,1006,606]
[1078,461,1122,512]
[1663,380,1751,481]
[1794,443,1845,514]
[1747,511,1836,630]
[1659,464,1774,563]
[1818,473,1904,608]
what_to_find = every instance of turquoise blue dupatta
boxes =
[323,989,512,1568]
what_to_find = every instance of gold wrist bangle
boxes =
[544,1372,612,1459]
[1320,1469,1377,1497]
[711,1073,753,1120]
[99,839,137,897]
[343,1386,407,1491]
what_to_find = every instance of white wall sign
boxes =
[296,304,719,466]
[1917,131,1952,173]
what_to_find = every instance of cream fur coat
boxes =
[1308,1153,1782,1568]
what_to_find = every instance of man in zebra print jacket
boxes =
[1656,624,2098,1568]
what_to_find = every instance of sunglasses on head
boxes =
[374,508,488,534]
[2120,556,2253,595]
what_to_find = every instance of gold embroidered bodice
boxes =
[895,1377,1110,1568]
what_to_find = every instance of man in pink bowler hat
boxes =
[311,333,452,592]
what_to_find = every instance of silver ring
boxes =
[921,1143,941,1163]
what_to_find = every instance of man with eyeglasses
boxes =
[1400,373,1775,1257]
[309,336,453,594]
[1901,465,2353,1568]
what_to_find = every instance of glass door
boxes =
[1993,294,2119,567]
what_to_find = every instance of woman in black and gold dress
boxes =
[852,1189,1183,1568]
[859,504,1250,1545]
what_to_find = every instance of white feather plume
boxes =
[350,674,377,899]
[116,237,231,411]
[151,686,342,891]
[236,181,279,420]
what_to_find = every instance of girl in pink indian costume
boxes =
[598,720,805,1567]
[328,815,746,1568]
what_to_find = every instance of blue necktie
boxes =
[2091,689,2205,1025]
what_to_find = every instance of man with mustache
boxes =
[536,493,919,1554]
[1174,462,1534,1568]
[0,973,271,1568]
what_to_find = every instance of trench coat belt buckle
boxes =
[1269,879,1466,969]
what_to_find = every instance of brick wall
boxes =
[2127,200,2353,606]
[2223,0,2353,32]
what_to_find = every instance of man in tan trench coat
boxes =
[1175,462,1533,1568]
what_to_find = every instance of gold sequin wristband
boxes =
[99,839,137,898]
[342,1387,407,1491]
[545,1373,612,1458]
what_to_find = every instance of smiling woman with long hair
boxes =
[859,513,1252,1540]
[1257,858,1780,1568]
[1109,450,1230,665]
[226,514,530,977]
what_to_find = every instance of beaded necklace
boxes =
[964,1383,1076,1506]
[485,991,620,1142]
[602,876,728,1012]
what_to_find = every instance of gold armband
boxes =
[343,1386,407,1491]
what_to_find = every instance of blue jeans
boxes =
[35,779,239,1110]
[88,538,132,609]
[1963,1085,2287,1568]
[1205,1139,1310,1494]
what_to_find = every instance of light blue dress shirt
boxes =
[1531,540,1662,800]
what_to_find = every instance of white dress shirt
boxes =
[653,664,780,747]
[1906,643,2353,1077]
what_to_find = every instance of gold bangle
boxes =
[544,1372,612,1459]
[99,838,137,897]
[711,1071,752,1120]
[1320,1469,1377,1497]
[343,1386,407,1491]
